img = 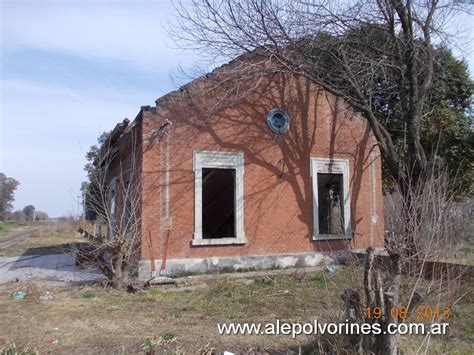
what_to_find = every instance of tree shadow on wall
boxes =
[141,67,380,255]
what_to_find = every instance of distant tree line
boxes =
[0,172,49,221]
[4,205,49,221]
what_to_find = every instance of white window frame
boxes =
[192,150,246,246]
[310,157,352,240]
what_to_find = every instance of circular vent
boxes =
[266,108,290,134]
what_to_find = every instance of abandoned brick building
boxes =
[104,58,384,279]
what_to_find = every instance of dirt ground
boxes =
[0,222,85,257]
[0,221,471,354]
[0,267,472,354]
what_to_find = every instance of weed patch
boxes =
[81,291,96,299]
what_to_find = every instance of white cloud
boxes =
[1,0,195,72]
[0,1,199,217]
[1,77,156,217]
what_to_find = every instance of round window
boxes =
[266,108,290,134]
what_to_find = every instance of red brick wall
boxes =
[139,73,384,262]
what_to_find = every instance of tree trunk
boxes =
[380,253,401,354]
[364,247,375,309]
[382,291,398,355]
[363,247,376,351]
[112,247,128,289]
[363,248,402,355]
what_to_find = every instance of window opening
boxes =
[202,168,236,238]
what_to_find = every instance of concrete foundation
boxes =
[138,251,348,280]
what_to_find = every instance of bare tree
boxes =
[79,123,141,290]
[172,0,469,180]
[171,1,472,353]
[349,166,469,354]
[171,0,471,199]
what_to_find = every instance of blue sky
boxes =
[0,0,473,217]
[0,0,197,217]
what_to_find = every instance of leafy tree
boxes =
[0,173,20,221]
[420,49,473,196]
[371,46,473,195]
[83,131,111,221]
[34,211,49,221]
[10,210,26,221]
[84,131,110,178]
[23,205,35,221]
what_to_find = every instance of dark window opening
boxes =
[318,173,344,234]
[202,168,236,239]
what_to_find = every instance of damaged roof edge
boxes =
[152,49,269,108]
[94,112,144,168]
[109,118,130,145]
[94,118,128,168]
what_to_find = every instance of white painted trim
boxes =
[310,157,352,240]
[193,150,246,245]
[192,237,247,246]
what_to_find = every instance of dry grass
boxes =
[0,221,45,237]
[0,267,471,354]
[0,222,86,257]
[0,269,348,353]
[0,221,471,353]
[442,237,474,266]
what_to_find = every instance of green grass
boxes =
[172,264,282,278]
[453,237,474,265]
[0,266,471,353]
[0,221,28,236]
[162,331,176,342]
[81,291,97,299]
[309,271,326,286]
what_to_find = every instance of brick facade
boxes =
[110,69,384,277]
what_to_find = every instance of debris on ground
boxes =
[146,276,176,287]
[268,289,289,297]
[325,266,338,273]
[11,290,27,299]
[39,291,54,301]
